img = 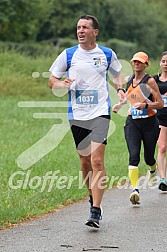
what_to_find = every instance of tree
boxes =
[0,0,51,42]
[0,0,167,58]
[108,0,167,57]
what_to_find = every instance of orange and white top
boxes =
[127,79,156,119]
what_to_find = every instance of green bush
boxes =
[106,38,137,60]
[0,41,58,57]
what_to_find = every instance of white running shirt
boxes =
[49,44,122,120]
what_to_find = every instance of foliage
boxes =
[0,0,167,58]
[0,0,46,42]
[106,38,137,59]
[0,41,59,57]
[108,0,167,57]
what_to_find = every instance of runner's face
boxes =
[77,19,99,48]
[132,60,146,72]
[160,55,167,72]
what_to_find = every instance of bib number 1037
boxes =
[76,90,98,104]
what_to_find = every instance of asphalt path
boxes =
[0,187,167,252]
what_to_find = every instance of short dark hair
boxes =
[79,15,100,29]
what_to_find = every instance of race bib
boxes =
[130,106,148,119]
[76,90,98,105]
[162,95,167,107]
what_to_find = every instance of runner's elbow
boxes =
[160,100,164,108]
[158,100,164,109]
[48,79,53,89]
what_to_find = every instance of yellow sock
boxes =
[129,166,139,189]
[150,163,156,172]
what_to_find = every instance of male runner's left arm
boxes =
[112,72,126,102]
[109,50,126,102]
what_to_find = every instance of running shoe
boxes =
[85,206,101,228]
[159,178,167,191]
[148,169,157,187]
[130,189,140,205]
[88,196,103,220]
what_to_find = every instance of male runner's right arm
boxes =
[48,50,75,90]
[48,75,74,89]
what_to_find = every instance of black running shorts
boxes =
[69,115,110,150]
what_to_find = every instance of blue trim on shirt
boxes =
[66,45,78,71]
[66,45,78,120]
[98,45,112,69]
[68,90,74,120]
[98,45,112,115]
